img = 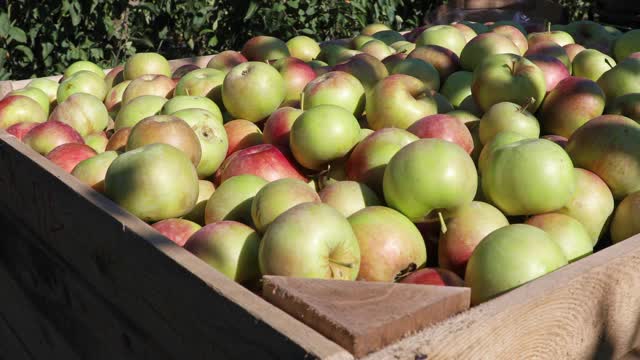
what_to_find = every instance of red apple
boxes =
[302,71,365,116]
[121,74,175,105]
[272,57,317,107]
[407,114,473,154]
[46,143,97,173]
[23,120,84,155]
[491,25,528,55]
[224,119,264,156]
[407,45,460,82]
[215,144,307,184]
[525,40,571,70]
[104,80,132,115]
[6,122,39,141]
[263,107,303,148]
[152,218,202,247]
[541,135,568,148]
[241,36,290,61]
[105,127,131,153]
[0,95,47,129]
[564,43,586,62]
[206,50,248,73]
[460,33,520,71]
[49,93,110,136]
[526,55,570,92]
[399,268,465,286]
[381,53,407,73]
[332,53,389,92]
[171,64,200,79]
[104,65,125,91]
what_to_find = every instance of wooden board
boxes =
[0,132,351,360]
[363,231,640,360]
[263,276,470,358]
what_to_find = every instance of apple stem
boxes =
[438,211,447,234]
[605,58,615,69]
[185,88,190,96]
[547,21,551,33]
[329,259,354,268]
[511,60,517,76]
[520,97,536,113]
[300,92,305,110]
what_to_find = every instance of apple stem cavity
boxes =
[438,211,448,234]
[520,97,536,113]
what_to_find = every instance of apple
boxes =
[286,35,321,62]
[440,70,474,108]
[597,58,640,103]
[525,40,571,72]
[628,52,640,60]
[26,78,59,105]
[290,105,360,170]
[46,143,96,173]
[361,23,391,36]
[528,29,575,48]
[161,95,222,121]
[351,34,377,50]
[259,202,360,279]
[564,43,586,62]
[171,108,229,178]
[438,201,509,276]
[308,59,331,76]
[465,224,568,304]
[458,21,489,35]
[372,30,405,45]
[0,95,47,129]
[272,57,317,106]
[360,39,395,61]
[452,23,477,43]
[564,21,613,55]
[123,52,171,80]
[460,33,520,71]
[224,119,264,156]
[5,122,38,141]
[317,44,361,66]
[184,221,261,284]
[319,181,381,217]
[390,41,415,53]
[152,218,201,247]
[610,191,640,243]
[381,53,407,73]
[182,180,216,225]
[525,213,592,262]
[222,61,286,123]
[478,101,539,145]
[539,76,605,138]
[472,53,546,113]
[483,138,576,215]
[57,71,108,102]
[488,21,527,35]
[608,93,640,122]
[104,80,132,115]
[49,93,110,136]
[171,64,200,79]
[542,134,568,148]
[206,50,248,73]
[332,53,388,92]
[399,268,465,286]
[121,74,175,105]
[526,55,570,92]
[346,128,418,195]
[478,132,527,175]
[114,95,167,130]
[63,60,104,80]
[71,150,118,192]
[348,206,426,282]
[23,120,84,155]
[251,178,320,233]
[557,168,614,244]
[613,29,640,62]
[8,87,50,115]
[407,45,460,82]
[104,65,125,92]
[83,132,108,153]
[263,107,303,148]
[571,49,616,81]
[205,174,268,225]
[366,74,437,130]
[105,127,131,153]
[407,114,473,154]
[566,115,640,200]
[174,68,226,106]
[416,25,466,57]
[241,35,290,61]
[216,144,307,184]
[391,58,440,91]
[491,25,528,55]
[384,139,477,222]
[301,71,365,116]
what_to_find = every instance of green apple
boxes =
[290,104,360,170]
[478,132,527,175]
[372,30,405,45]
[360,39,395,61]
[8,87,49,114]
[182,180,216,225]
[460,33,520,71]
[361,23,391,36]
[352,34,377,50]
[597,58,640,103]
[491,25,529,55]
[466,224,568,304]
[64,60,105,79]
[259,202,361,280]
[528,29,575,48]
[49,93,109,136]
[472,53,546,113]
[392,58,440,91]
[319,181,382,217]
[390,40,416,53]
[302,71,365,115]
[114,95,168,130]
[174,68,226,106]
[161,95,223,122]
[206,50,248,73]
[416,25,466,57]
[317,44,362,66]
[222,61,286,122]
[607,93,640,122]
[121,74,175,105]
[204,174,268,226]
[407,45,461,81]
[613,29,640,62]
[71,150,118,192]
[241,35,290,61]
[104,80,131,115]
[482,138,575,215]
[331,53,389,93]
[83,132,108,153]
[26,78,58,104]
[441,71,473,108]
[572,49,616,81]
[123,52,171,80]
[57,71,108,102]
[610,191,640,243]
[479,101,539,145]
[525,213,593,262]
[286,35,321,62]
[383,138,477,222]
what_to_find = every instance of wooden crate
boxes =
[2,56,640,359]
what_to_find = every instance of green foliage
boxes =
[1,0,597,80]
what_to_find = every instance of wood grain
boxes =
[0,132,351,360]
[263,276,470,358]
[363,232,640,360]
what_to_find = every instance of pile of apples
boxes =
[1,19,639,305]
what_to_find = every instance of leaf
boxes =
[0,12,9,38]
[243,1,259,21]
[15,45,34,61]
[41,42,54,59]
[9,26,27,43]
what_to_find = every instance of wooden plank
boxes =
[263,276,470,358]
[0,54,216,97]
[363,231,640,360]
[0,132,352,360]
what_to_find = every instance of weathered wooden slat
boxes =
[0,132,351,360]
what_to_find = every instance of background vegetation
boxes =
[1,0,597,80]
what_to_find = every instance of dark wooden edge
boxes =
[0,131,352,360]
